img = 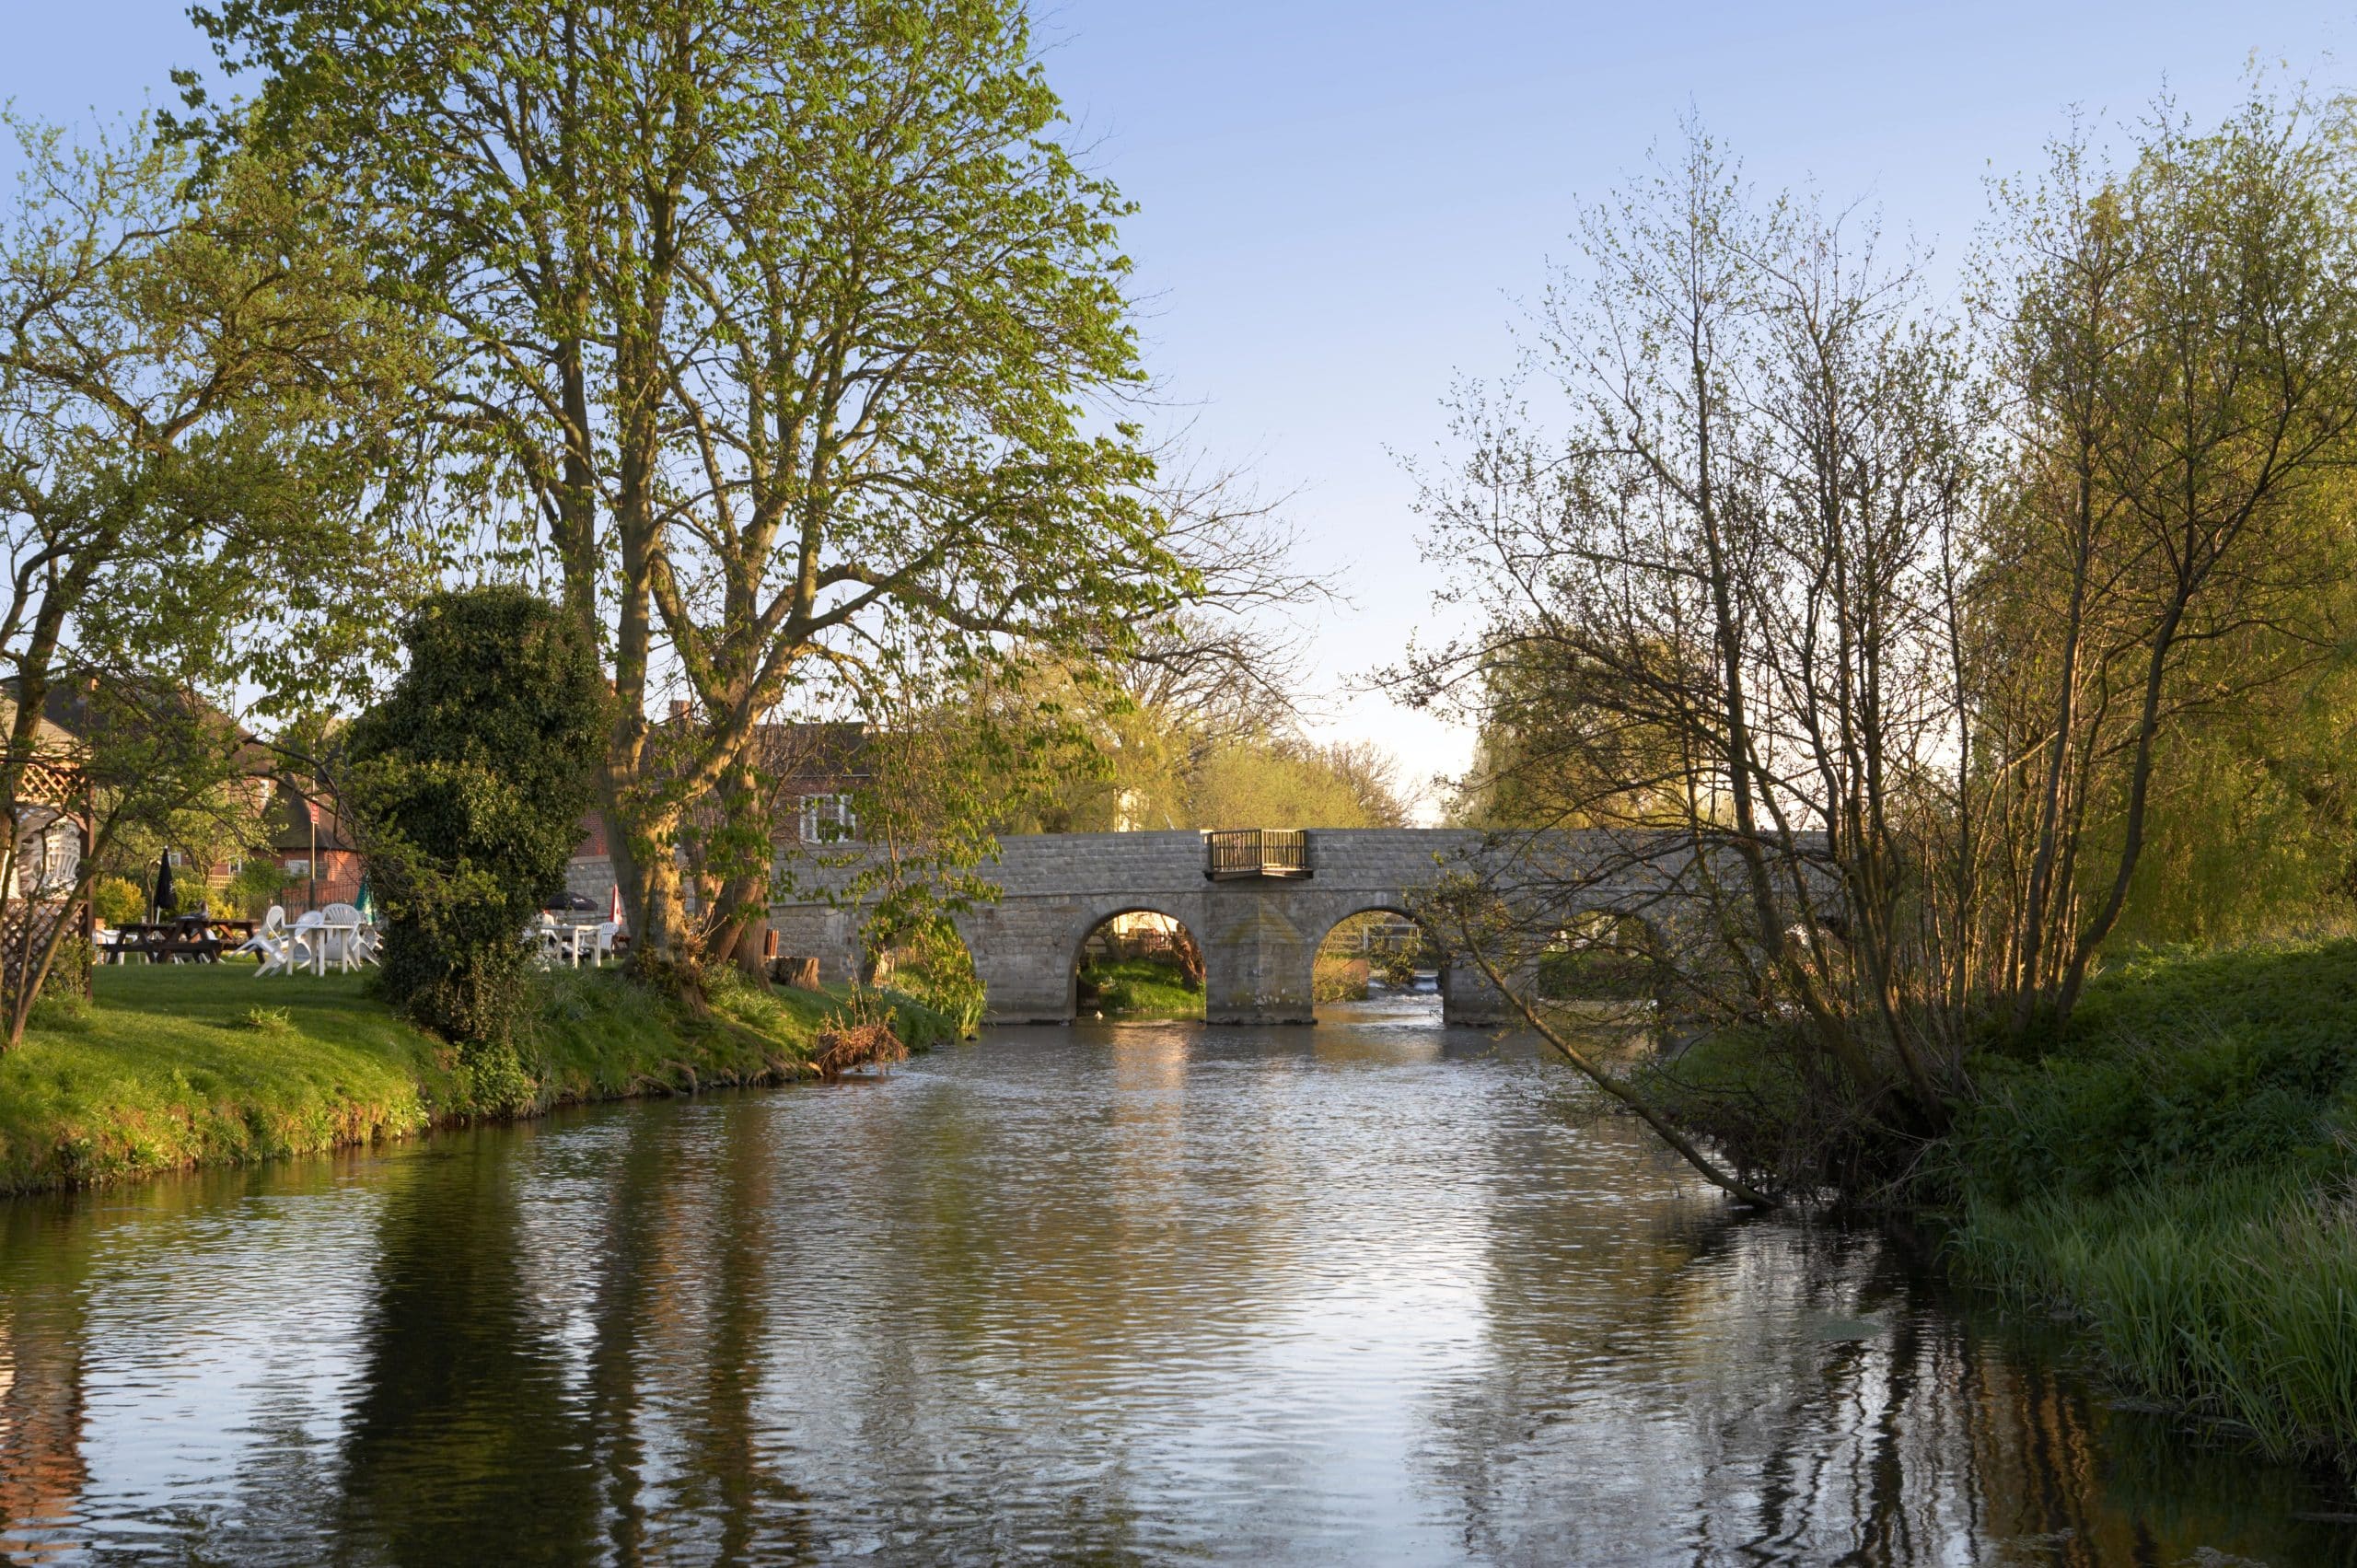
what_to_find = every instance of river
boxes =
[0,1001,2349,1565]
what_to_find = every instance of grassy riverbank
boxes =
[0,962,958,1196]
[1934,939,2357,1469]
[1076,956,1203,1019]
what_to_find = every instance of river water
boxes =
[0,1001,2351,1566]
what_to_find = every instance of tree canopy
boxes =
[184,0,1268,976]
[1399,88,2357,1199]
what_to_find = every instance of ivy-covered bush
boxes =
[344,589,609,1086]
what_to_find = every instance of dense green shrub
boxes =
[1938,941,2357,1207]
[344,589,609,1082]
[223,860,289,918]
[91,875,145,929]
[881,923,986,1036]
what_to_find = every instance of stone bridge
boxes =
[768,829,1596,1027]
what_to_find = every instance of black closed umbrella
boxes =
[152,854,175,922]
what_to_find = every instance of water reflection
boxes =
[0,1003,2349,1565]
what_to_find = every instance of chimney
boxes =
[669,699,691,721]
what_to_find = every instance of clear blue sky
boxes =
[8,2,2352,813]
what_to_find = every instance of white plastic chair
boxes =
[591,921,620,966]
[234,905,284,955]
[318,903,365,972]
[289,910,326,974]
[247,906,298,977]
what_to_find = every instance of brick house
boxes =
[263,785,364,912]
[565,719,872,920]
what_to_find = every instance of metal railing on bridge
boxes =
[1202,828,1311,880]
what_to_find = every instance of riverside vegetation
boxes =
[0,961,959,1197]
[2,0,2354,1501]
[1398,85,2357,1480]
[0,587,963,1197]
[1938,939,2357,1470]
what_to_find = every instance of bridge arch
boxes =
[1070,904,1205,1021]
[1295,898,1539,1023]
[1309,900,1418,946]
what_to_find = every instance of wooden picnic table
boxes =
[100,926,222,964]
[98,917,256,965]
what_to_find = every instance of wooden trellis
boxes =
[0,746,95,1010]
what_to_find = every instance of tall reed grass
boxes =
[1937,937,2357,1469]
[1947,1171,2357,1466]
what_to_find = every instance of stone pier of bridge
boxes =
[767,829,1539,1027]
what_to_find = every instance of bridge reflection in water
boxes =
[0,1012,2348,1565]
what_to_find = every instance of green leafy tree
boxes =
[187,0,1261,979]
[1977,93,2357,1028]
[344,589,610,1093]
[90,875,143,929]
[1185,736,1411,829]
[0,116,421,1040]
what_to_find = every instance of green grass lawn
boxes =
[0,959,958,1196]
[1076,955,1203,1019]
[1935,939,2357,1469]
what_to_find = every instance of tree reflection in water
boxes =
[330,1131,605,1565]
[0,1202,89,1564]
[0,1013,2350,1564]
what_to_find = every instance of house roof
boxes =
[263,788,356,854]
[0,697,85,759]
[740,720,872,784]
[12,675,273,778]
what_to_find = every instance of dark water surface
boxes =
[0,1002,2351,1565]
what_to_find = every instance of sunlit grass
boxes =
[1077,956,1202,1019]
[0,959,962,1196]
[0,963,449,1195]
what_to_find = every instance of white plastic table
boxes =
[548,923,594,968]
[309,920,362,975]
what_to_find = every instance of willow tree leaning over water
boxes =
[1397,91,2357,1202]
[183,0,1296,984]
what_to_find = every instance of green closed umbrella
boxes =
[354,874,377,924]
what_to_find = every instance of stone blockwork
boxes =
[566,854,617,909]
[768,829,1551,1027]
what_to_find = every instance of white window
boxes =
[797,793,857,843]
[284,858,311,879]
